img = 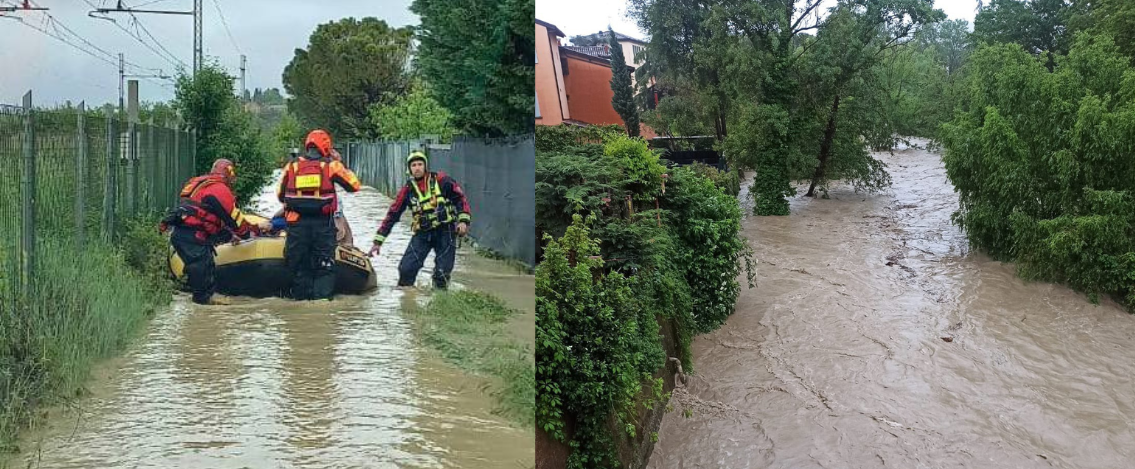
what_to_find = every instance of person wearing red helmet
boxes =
[160,159,268,305]
[277,129,362,300]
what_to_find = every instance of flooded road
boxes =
[649,143,1135,468]
[9,184,533,469]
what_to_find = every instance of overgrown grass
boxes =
[0,216,171,452]
[407,290,534,427]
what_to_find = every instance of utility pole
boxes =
[90,1,198,73]
[240,54,247,101]
[193,0,202,73]
[118,53,171,117]
[119,53,124,117]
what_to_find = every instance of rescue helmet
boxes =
[211,158,236,182]
[406,150,428,167]
[304,129,333,157]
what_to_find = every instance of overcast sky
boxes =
[0,0,418,107]
[537,0,981,43]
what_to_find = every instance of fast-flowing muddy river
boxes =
[649,142,1135,468]
[8,183,534,469]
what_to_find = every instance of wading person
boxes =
[368,150,471,289]
[278,129,362,300]
[160,159,268,305]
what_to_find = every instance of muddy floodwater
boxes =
[649,142,1135,468]
[9,184,533,469]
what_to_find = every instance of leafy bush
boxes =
[174,64,275,204]
[941,32,1135,306]
[663,166,755,332]
[535,124,624,153]
[536,126,753,466]
[536,215,665,469]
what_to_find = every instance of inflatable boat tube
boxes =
[168,233,379,297]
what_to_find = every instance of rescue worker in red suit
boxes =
[368,151,471,289]
[161,159,267,305]
[278,129,362,300]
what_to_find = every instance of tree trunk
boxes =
[806,94,841,197]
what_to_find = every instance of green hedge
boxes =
[535,125,752,468]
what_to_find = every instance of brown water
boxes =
[649,142,1135,468]
[9,184,533,469]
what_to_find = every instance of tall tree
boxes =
[569,31,608,46]
[973,0,1090,68]
[804,0,944,197]
[369,79,456,141]
[174,64,273,203]
[1093,0,1135,59]
[282,17,413,139]
[411,0,535,137]
[608,27,640,137]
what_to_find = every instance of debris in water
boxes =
[941,337,953,343]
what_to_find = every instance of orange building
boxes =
[535,18,655,138]
[536,19,569,126]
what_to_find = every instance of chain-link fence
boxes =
[0,91,195,311]
[343,135,535,266]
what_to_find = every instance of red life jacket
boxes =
[175,174,228,242]
[282,158,338,217]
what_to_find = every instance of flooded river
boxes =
[649,142,1135,468]
[9,184,533,469]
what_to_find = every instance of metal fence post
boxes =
[191,128,197,175]
[103,106,117,242]
[76,101,87,248]
[147,118,156,211]
[126,121,137,217]
[20,91,36,297]
[173,126,180,203]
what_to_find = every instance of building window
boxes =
[632,45,643,61]
[536,91,541,118]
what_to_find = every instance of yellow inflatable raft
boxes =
[167,215,378,297]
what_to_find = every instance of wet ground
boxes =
[649,142,1135,468]
[8,184,533,469]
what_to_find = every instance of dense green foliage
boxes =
[609,27,640,138]
[632,0,943,214]
[941,33,1135,306]
[173,64,273,204]
[535,126,753,467]
[536,215,667,469]
[411,0,534,137]
[568,31,610,47]
[282,18,413,139]
[368,79,456,141]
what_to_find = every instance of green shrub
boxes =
[941,32,1135,307]
[536,215,664,469]
[535,126,753,466]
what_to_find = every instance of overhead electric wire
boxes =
[83,0,188,71]
[7,12,172,91]
[39,7,163,74]
[211,0,241,55]
[125,2,188,68]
